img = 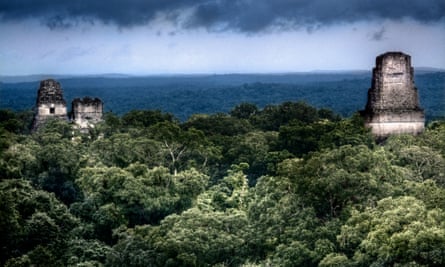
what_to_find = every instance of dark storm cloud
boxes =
[1,0,444,32]
[370,27,386,41]
[0,0,197,28]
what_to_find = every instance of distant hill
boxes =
[415,67,445,73]
[2,68,443,84]
[0,73,135,84]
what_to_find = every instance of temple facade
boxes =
[33,79,68,129]
[71,97,104,130]
[33,79,103,131]
[361,52,425,139]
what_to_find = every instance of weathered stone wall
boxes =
[71,97,103,130]
[362,52,424,138]
[33,79,67,129]
[37,103,67,116]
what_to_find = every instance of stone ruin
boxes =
[33,79,103,131]
[33,79,68,129]
[361,52,425,139]
[71,97,104,131]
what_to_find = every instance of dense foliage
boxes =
[1,101,445,266]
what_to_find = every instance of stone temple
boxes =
[33,79,68,129]
[71,97,104,130]
[33,79,103,131]
[361,52,425,139]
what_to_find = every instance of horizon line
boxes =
[1,67,444,83]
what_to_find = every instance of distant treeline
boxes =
[1,72,444,121]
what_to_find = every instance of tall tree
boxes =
[0,179,79,266]
[278,145,398,218]
[336,196,445,266]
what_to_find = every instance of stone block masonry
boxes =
[33,79,103,131]
[71,97,104,130]
[33,79,68,129]
[361,52,425,139]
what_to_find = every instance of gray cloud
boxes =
[370,27,386,41]
[1,0,444,32]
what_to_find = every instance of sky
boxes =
[1,0,444,75]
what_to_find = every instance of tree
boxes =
[278,145,398,218]
[230,102,259,119]
[109,207,248,266]
[395,145,445,185]
[89,133,163,168]
[107,165,248,266]
[225,131,280,184]
[154,208,249,266]
[148,121,210,175]
[76,164,209,239]
[100,111,122,137]
[34,119,73,144]
[197,164,249,212]
[0,179,79,266]
[318,113,374,149]
[401,180,445,210]
[105,225,158,267]
[0,109,23,133]
[184,113,253,136]
[419,121,445,157]
[336,196,445,266]
[0,138,40,179]
[251,101,320,131]
[0,109,33,134]
[121,109,175,129]
[278,120,322,156]
[319,253,350,267]
[0,127,16,154]
[278,114,374,157]
[34,138,83,204]
[247,174,320,262]
[64,238,111,266]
